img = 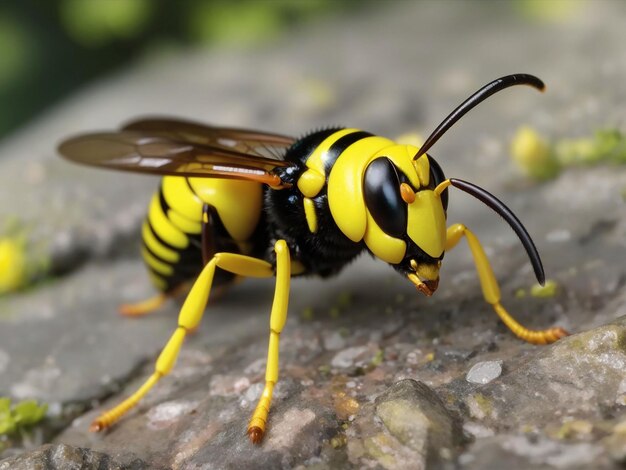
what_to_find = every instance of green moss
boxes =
[0,12,32,89]
[514,288,526,299]
[371,349,384,367]
[0,398,47,437]
[336,291,353,309]
[511,126,626,181]
[300,306,315,321]
[530,279,558,298]
[470,393,493,419]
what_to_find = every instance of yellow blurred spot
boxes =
[511,126,560,180]
[0,237,26,294]
[330,435,347,448]
[425,352,435,362]
[516,0,585,23]
[299,79,335,110]
[553,419,593,440]
[530,279,558,298]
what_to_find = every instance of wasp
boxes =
[59,74,568,443]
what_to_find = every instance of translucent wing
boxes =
[122,117,295,160]
[58,119,297,188]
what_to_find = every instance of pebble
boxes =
[466,360,503,384]
[331,345,371,369]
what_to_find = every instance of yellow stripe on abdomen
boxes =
[141,246,174,276]
[142,222,179,263]
[147,193,189,249]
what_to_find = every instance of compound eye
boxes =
[363,157,407,238]
[428,155,448,210]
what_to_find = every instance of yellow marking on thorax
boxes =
[303,197,318,233]
[297,129,359,198]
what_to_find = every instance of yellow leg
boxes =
[92,251,277,431]
[247,240,291,444]
[118,282,192,317]
[118,293,167,317]
[446,223,568,345]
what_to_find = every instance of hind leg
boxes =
[120,204,231,317]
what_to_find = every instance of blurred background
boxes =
[1,0,626,466]
[0,0,369,141]
[0,0,602,141]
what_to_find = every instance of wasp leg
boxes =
[118,293,168,316]
[91,250,279,432]
[445,223,568,345]
[247,239,291,444]
[120,204,224,317]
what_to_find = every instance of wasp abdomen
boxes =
[141,176,264,293]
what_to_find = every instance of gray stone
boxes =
[463,317,626,427]
[375,380,462,466]
[1,1,626,468]
[0,443,155,470]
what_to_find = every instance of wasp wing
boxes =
[122,117,294,160]
[58,126,297,188]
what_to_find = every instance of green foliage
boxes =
[60,0,152,47]
[0,1,362,139]
[511,126,626,180]
[0,398,47,437]
[188,0,343,46]
[0,12,32,90]
[557,129,626,165]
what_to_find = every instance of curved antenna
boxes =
[414,74,545,160]
[449,178,545,285]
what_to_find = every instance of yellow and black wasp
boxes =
[59,74,568,443]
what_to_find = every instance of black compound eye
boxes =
[428,154,448,210]
[363,157,407,238]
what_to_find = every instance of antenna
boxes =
[414,74,545,160]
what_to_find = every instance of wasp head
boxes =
[361,146,449,295]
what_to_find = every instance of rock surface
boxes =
[1,1,626,469]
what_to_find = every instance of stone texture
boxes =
[1,1,626,469]
[0,443,155,470]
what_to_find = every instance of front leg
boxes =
[247,239,291,444]
[446,223,568,344]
